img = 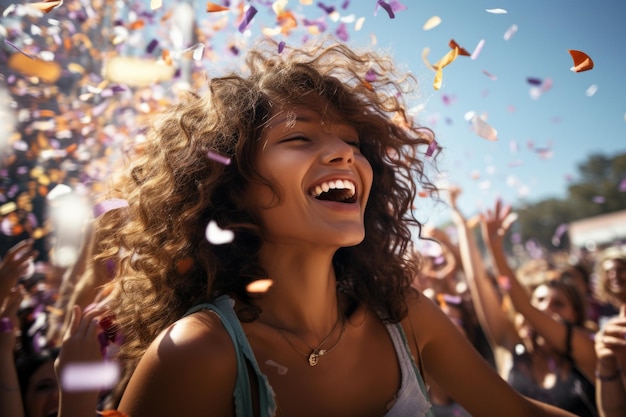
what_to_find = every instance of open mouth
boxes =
[309,179,357,204]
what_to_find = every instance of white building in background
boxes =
[568,209,626,250]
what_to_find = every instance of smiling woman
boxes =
[91,36,578,417]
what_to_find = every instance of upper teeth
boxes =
[310,179,356,198]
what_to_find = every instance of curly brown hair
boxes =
[98,36,438,378]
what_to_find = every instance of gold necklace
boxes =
[278,316,346,366]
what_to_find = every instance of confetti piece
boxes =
[482,69,497,80]
[423,15,441,30]
[150,0,162,10]
[486,8,507,14]
[431,47,459,90]
[592,196,605,204]
[266,359,289,375]
[503,24,518,40]
[376,0,395,19]
[425,139,439,157]
[28,0,63,13]
[497,275,511,291]
[61,361,120,391]
[470,39,485,60]
[92,198,129,218]
[585,84,598,97]
[569,49,593,72]
[278,41,286,53]
[246,279,273,293]
[238,5,257,32]
[551,223,568,246]
[207,2,229,12]
[104,56,176,87]
[207,150,231,165]
[206,220,235,245]
[526,77,542,86]
[99,411,130,417]
[448,39,470,56]
[464,111,498,141]
[355,16,365,30]
[618,178,626,192]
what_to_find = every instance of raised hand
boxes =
[0,239,38,300]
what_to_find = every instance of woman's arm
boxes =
[0,287,25,417]
[595,306,626,417]
[448,188,519,352]
[406,291,577,417]
[481,200,597,381]
[116,312,237,417]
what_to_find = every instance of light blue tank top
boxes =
[185,295,433,417]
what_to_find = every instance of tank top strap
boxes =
[185,295,277,417]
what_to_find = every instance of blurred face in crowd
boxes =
[530,283,577,325]
[602,258,626,302]
[24,361,58,417]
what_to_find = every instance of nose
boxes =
[322,136,354,165]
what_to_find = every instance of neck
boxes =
[253,243,342,340]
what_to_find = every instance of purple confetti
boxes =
[341,1,350,9]
[526,77,543,86]
[592,195,605,204]
[277,41,286,53]
[335,23,349,41]
[376,0,395,19]
[207,150,231,165]
[619,178,626,192]
[317,2,335,14]
[93,198,129,218]
[365,69,377,82]
[238,6,257,33]
[425,140,439,157]
[146,38,159,54]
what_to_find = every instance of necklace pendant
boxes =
[308,352,319,366]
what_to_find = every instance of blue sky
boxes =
[187,0,625,225]
[114,0,623,226]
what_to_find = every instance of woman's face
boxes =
[602,258,626,301]
[24,361,58,417]
[247,105,373,249]
[530,284,577,324]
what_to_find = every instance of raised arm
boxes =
[594,305,626,417]
[480,199,597,381]
[405,290,577,417]
[448,188,519,352]
[0,287,26,417]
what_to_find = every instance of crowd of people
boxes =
[1,36,625,417]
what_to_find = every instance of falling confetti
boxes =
[207,2,229,12]
[206,220,235,245]
[61,362,121,391]
[423,16,441,31]
[448,39,470,56]
[470,39,485,60]
[569,49,594,72]
[238,5,257,33]
[246,279,273,293]
[486,8,507,14]
[93,198,129,218]
[585,84,598,97]
[503,24,518,40]
[464,111,498,141]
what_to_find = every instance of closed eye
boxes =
[346,140,361,149]
[281,135,310,143]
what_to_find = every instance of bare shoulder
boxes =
[118,310,237,417]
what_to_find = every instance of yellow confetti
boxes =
[355,16,365,31]
[432,48,459,90]
[272,0,288,15]
[150,0,162,10]
[299,0,313,4]
[423,15,441,31]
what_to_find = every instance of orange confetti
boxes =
[28,0,62,13]
[246,279,273,293]
[99,411,130,417]
[176,257,194,274]
[448,39,470,56]
[568,49,593,72]
[129,20,145,30]
[207,2,229,12]
[162,49,173,66]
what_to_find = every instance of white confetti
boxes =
[486,8,507,14]
[61,361,120,391]
[585,84,598,97]
[206,220,235,245]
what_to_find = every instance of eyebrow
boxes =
[267,111,317,131]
